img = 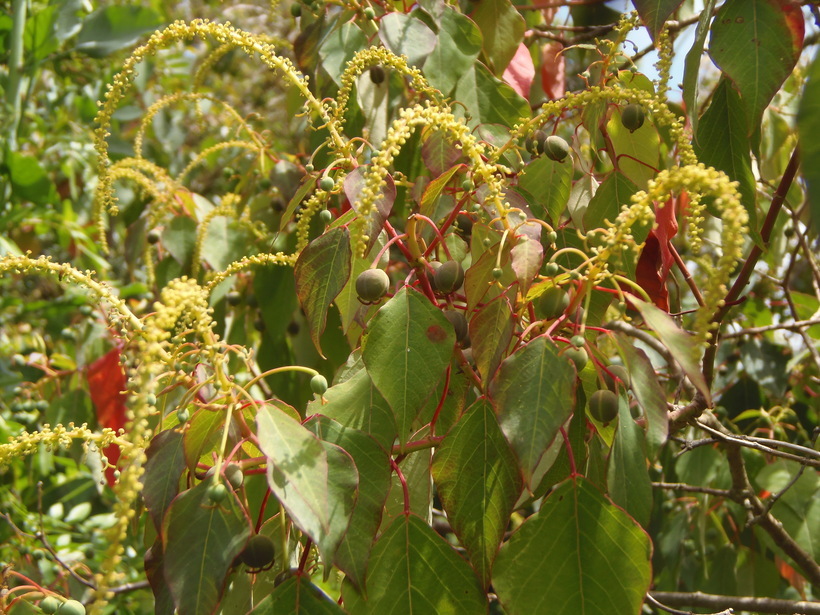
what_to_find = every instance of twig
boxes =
[710,416,820,588]
[694,420,820,468]
[721,317,820,339]
[651,482,732,498]
[649,591,820,614]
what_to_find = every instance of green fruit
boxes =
[570,335,585,348]
[564,347,588,372]
[461,179,472,191]
[240,534,275,568]
[304,163,314,173]
[538,286,569,319]
[319,176,334,191]
[454,213,473,237]
[79,304,93,316]
[588,389,619,423]
[604,365,630,392]
[491,267,503,280]
[226,291,242,306]
[434,261,465,293]
[621,104,645,133]
[310,373,328,395]
[319,209,333,224]
[225,463,244,489]
[356,268,390,302]
[443,310,469,345]
[41,597,61,614]
[363,6,376,19]
[544,262,560,277]
[147,229,161,244]
[56,599,85,615]
[207,482,228,503]
[290,3,301,16]
[544,135,570,162]
[176,408,190,423]
[528,130,548,155]
[369,65,385,84]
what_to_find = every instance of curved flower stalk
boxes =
[94,19,346,252]
[190,193,268,278]
[204,252,297,292]
[351,102,510,256]
[332,46,441,132]
[598,164,747,344]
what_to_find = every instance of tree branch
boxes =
[649,591,820,614]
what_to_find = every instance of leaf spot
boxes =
[426,324,448,342]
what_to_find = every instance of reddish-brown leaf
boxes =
[87,348,127,485]
[540,42,565,100]
[503,43,535,100]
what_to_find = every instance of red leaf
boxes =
[654,194,681,280]
[540,41,565,100]
[634,233,669,311]
[87,348,127,486]
[774,0,805,57]
[632,194,685,311]
[503,43,535,100]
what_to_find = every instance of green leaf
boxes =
[183,407,224,470]
[606,398,652,527]
[464,240,515,313]
[470,0,525,75]
[432,400,523,586]
[201,216,257,272]
[319,21,368,87]
[255,265,298,341]
[341,515,488,614]
[708,0,804,134]
[378,12,437,69]
[381,447,433,528]
[454,62,529,130]
[304,416,392,589]
[249,576,345,614]
[510,236,542,293]
[161,216,197,268]
[517,155,573,225]
[694,79,758,234]
[798,49,820,233]
[632,0,683,41]
[362,287,455,448]
[607,109,659,190]
[75,6,164,58]
[682,0,717,135]
[490,336,576,483]
[629,298,711,405]
[470,293,514,386]
[420,164,464,218]
[492,477,652,615]
[422,7,483,95]
[256,405,358,563]
[616,338,668,458]
[24,6,59,62]
[142,430,186,532]
[294,226,352,357]
[308,361,397,450]
[583,171,638,232]
[162,480,252,615]
[5,152,56,205]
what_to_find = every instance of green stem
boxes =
[6,0,27,152]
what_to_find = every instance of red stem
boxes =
[390,457,411,515]
[560,426,578,476]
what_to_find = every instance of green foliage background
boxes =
[1,1,819,614]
